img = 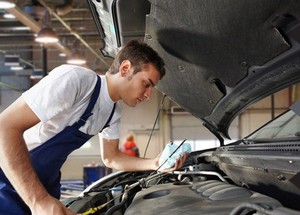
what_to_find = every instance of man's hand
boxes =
[31,194,76,215]
[154,151,189,172]
[160,152,189,172]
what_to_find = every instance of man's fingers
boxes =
[159,153,189,172]
[178,152,189,168]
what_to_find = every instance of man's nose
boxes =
[144,87,153,99]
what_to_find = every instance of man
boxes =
[0,40,188,215]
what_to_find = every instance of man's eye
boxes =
[144,81,151,88]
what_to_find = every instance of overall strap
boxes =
[73,76,101,129]
[102,102,116,131]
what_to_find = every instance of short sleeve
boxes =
[22,65,95,122]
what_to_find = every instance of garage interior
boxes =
[1,0,300,199]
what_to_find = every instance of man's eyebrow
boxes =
[148,78,155,87]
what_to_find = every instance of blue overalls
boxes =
[0,76,115,214]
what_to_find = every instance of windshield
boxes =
[246,109,300,140]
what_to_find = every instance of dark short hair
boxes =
[108,40,165,79]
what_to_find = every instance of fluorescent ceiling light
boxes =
[67,58,87,65]
[30,69,44,79]
[4,54,19,66]
[3,13,15,19]
[14,26,31,31]
[0,1,16,9]
[10,66,23,71]
[67,53,86,65]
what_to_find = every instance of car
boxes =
[62,0,300,214]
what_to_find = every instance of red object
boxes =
[121,140,139,157]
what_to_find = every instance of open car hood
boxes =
[62,2,300,214]
[88,0,300,138]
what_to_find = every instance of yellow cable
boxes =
[81,194,120,215]
[82,202,108,215]
[81,173,167,214]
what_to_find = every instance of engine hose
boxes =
[82,173,168,214]
[105,191,129,215]
[229,203,268,215]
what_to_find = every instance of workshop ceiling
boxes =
[0,0,112,75]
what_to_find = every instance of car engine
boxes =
[63,146,300,215]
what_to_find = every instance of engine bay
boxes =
[63,145,300,215]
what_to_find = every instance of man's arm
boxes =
[100,138,188,171]
[0,97,75,215]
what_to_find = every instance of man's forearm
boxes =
[101,138,159,171]
[0,97,75,215]
[0,129,49,209]
[101,138,189,173]
[103,152,158,171]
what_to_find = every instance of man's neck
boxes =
[105,73,121,102]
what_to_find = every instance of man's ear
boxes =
[119,60,132,77]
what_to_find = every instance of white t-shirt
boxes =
[22,64,122,151]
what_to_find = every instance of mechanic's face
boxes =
[120,61,160,107]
